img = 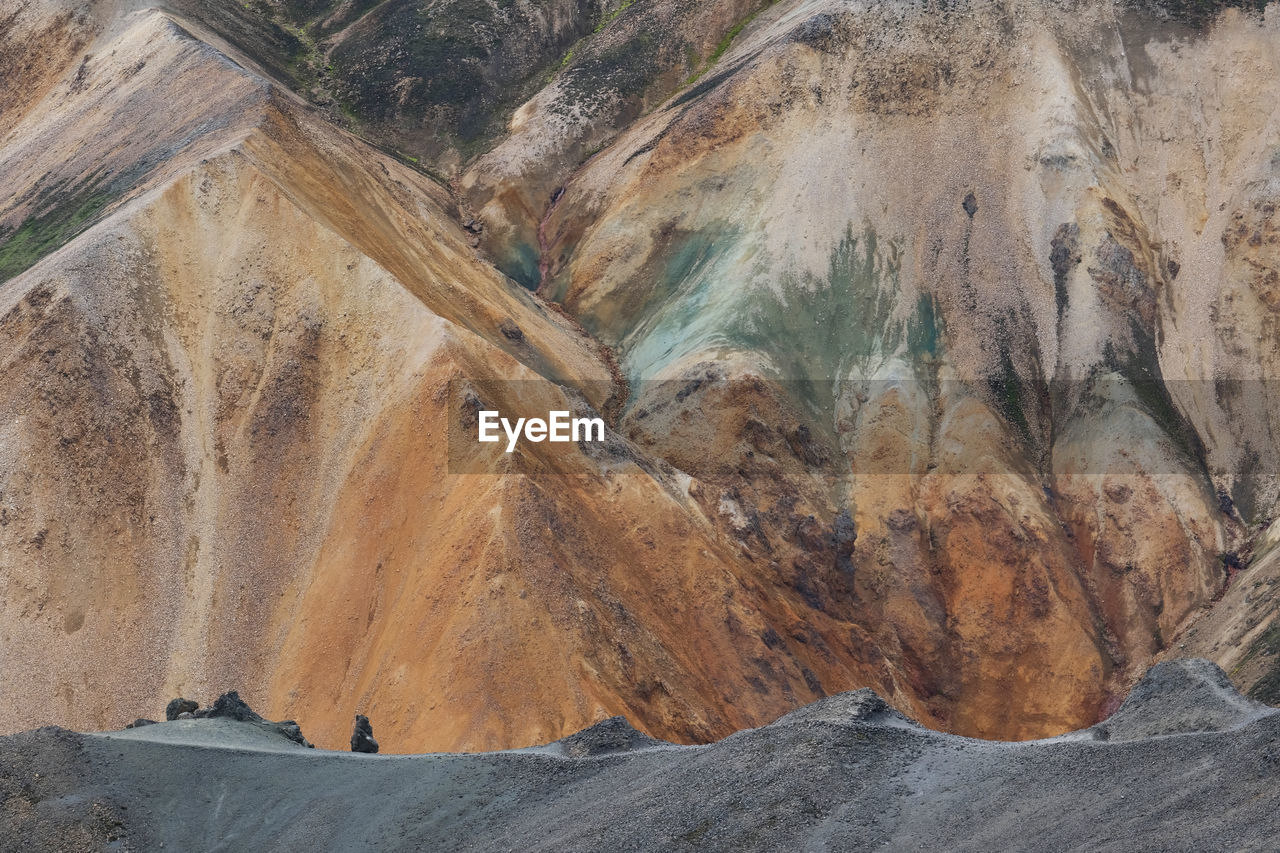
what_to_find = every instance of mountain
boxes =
[2,0,1280,752]
[2,659,1278,850]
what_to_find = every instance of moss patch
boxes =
[685,0,776,87]
[0,175,114,283]
[1239,621,1280,705]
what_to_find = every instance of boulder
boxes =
[194,691,264,723]
[351,714,379,753]
[164,698,198,721]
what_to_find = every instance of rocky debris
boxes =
[124,718,156,729]
[556,716,666,758]
[833,508,856,573]
[762,687,915,731]
[7,660,1275,850]
[498,320,524,342]
[165,698,199,721]
[1090,659,1267,741]
[351,714,378,754]
[1049,221,1082,310]
[274,721,313,749]
[962,191,978,217]
[784,424,826,466]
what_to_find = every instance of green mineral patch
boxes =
[504,241,542,292]
[613,224,743,380]
[726,228,901,397]
[616,225,929,417]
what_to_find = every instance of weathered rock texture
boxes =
[3,0,1280,751]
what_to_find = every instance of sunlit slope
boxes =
[0,5,891,751]
[4,0,1280,749]
[531,0,1280,733]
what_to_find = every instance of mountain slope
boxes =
[0,3,880,751]
[3,0,1280,750]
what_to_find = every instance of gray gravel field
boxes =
[2,659,1277,852]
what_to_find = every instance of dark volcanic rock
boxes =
[125,718,157,729]
[833,507,857,573]
[274,721,313,749]
[498,320,524,343]
[195,691,264,723]
[189,692,314,748]
[165,698,198,721]
[351,714,379,754]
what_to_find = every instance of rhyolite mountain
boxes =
[3,0,1280,752]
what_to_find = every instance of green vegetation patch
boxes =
[0,174,114,283]
[685,0,776,87]
[1239,620,1280,705]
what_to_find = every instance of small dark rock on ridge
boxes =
[193,690,262,723]
[351,714,379,753]
[165,698,198,721]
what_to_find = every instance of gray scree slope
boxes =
[1,659,1277,851]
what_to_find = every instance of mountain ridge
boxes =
[2,658,1276,851]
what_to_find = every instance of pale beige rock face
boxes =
[3,0,1280,750]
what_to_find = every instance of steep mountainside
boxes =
[3,0,1280,751]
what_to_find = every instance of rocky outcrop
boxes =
[1090,658,1269,741]
[159,692,316,748]
[555,715,666,757]
[350,715,378,754]
[165,699,198,722]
